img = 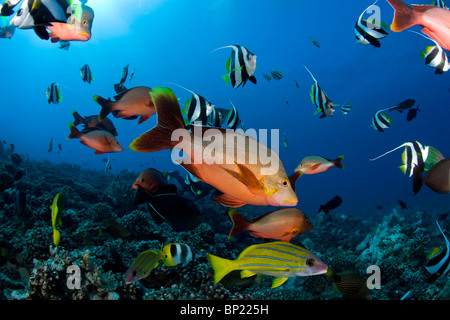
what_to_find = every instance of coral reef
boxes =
[1,151,450,301]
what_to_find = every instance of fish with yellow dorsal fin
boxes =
[207,242,327,289]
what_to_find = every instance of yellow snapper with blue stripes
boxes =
[213,44,257,89]
[124,249,163,284]
[425,221,450,282]
[304,66,336,119]
[354,1,389,48]
[207,241,327,288]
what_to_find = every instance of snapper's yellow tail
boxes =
[207,254,234,284]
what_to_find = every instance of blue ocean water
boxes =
[1,0,449,220]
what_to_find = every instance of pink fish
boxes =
[386,0,450,51]
[227,208,313,242]
[47,5,94,42]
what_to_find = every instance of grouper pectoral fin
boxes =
[213,194,246,208]
[222,163,263,194]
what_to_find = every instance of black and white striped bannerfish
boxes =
[432,0,449,9]
[410,30,450,74]
[425,221,450,283]
[355,1,389,48]
[226,103,242,131]
[340,100,352,115]
[304,66,335,119]
[369,141,444,177]
[212,44,257,89]
[46,82,62,104]
[370,108,392,132]
[170,83,217,127]
[80,64,94,84]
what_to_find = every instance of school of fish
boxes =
[1,0,450,295]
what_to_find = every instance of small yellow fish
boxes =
[50,193,65,246]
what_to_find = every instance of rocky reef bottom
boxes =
[0,155,449,301]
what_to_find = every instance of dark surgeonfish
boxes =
[318,195,343,214]
[133,168,202,231]
[425,220,450,282]
[46,82,62,104]
[71,110,118,136]
[388,99,416,113]
[80,64,93,83]
[213,44,257,89]
[0,0,21,16]
[309,36,320,48]
[10,0,72,40]
[355,1,389,47]
[47,4,94,42]
[413,159,450,195]
[304,66,335,118]
[406,105,420,121]
[397,199,407,209]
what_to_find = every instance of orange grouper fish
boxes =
[129,87,298,208]
[227,208,313,242]
[94,86,155,124]
[386,0,450,51]
[47,4,94,42]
